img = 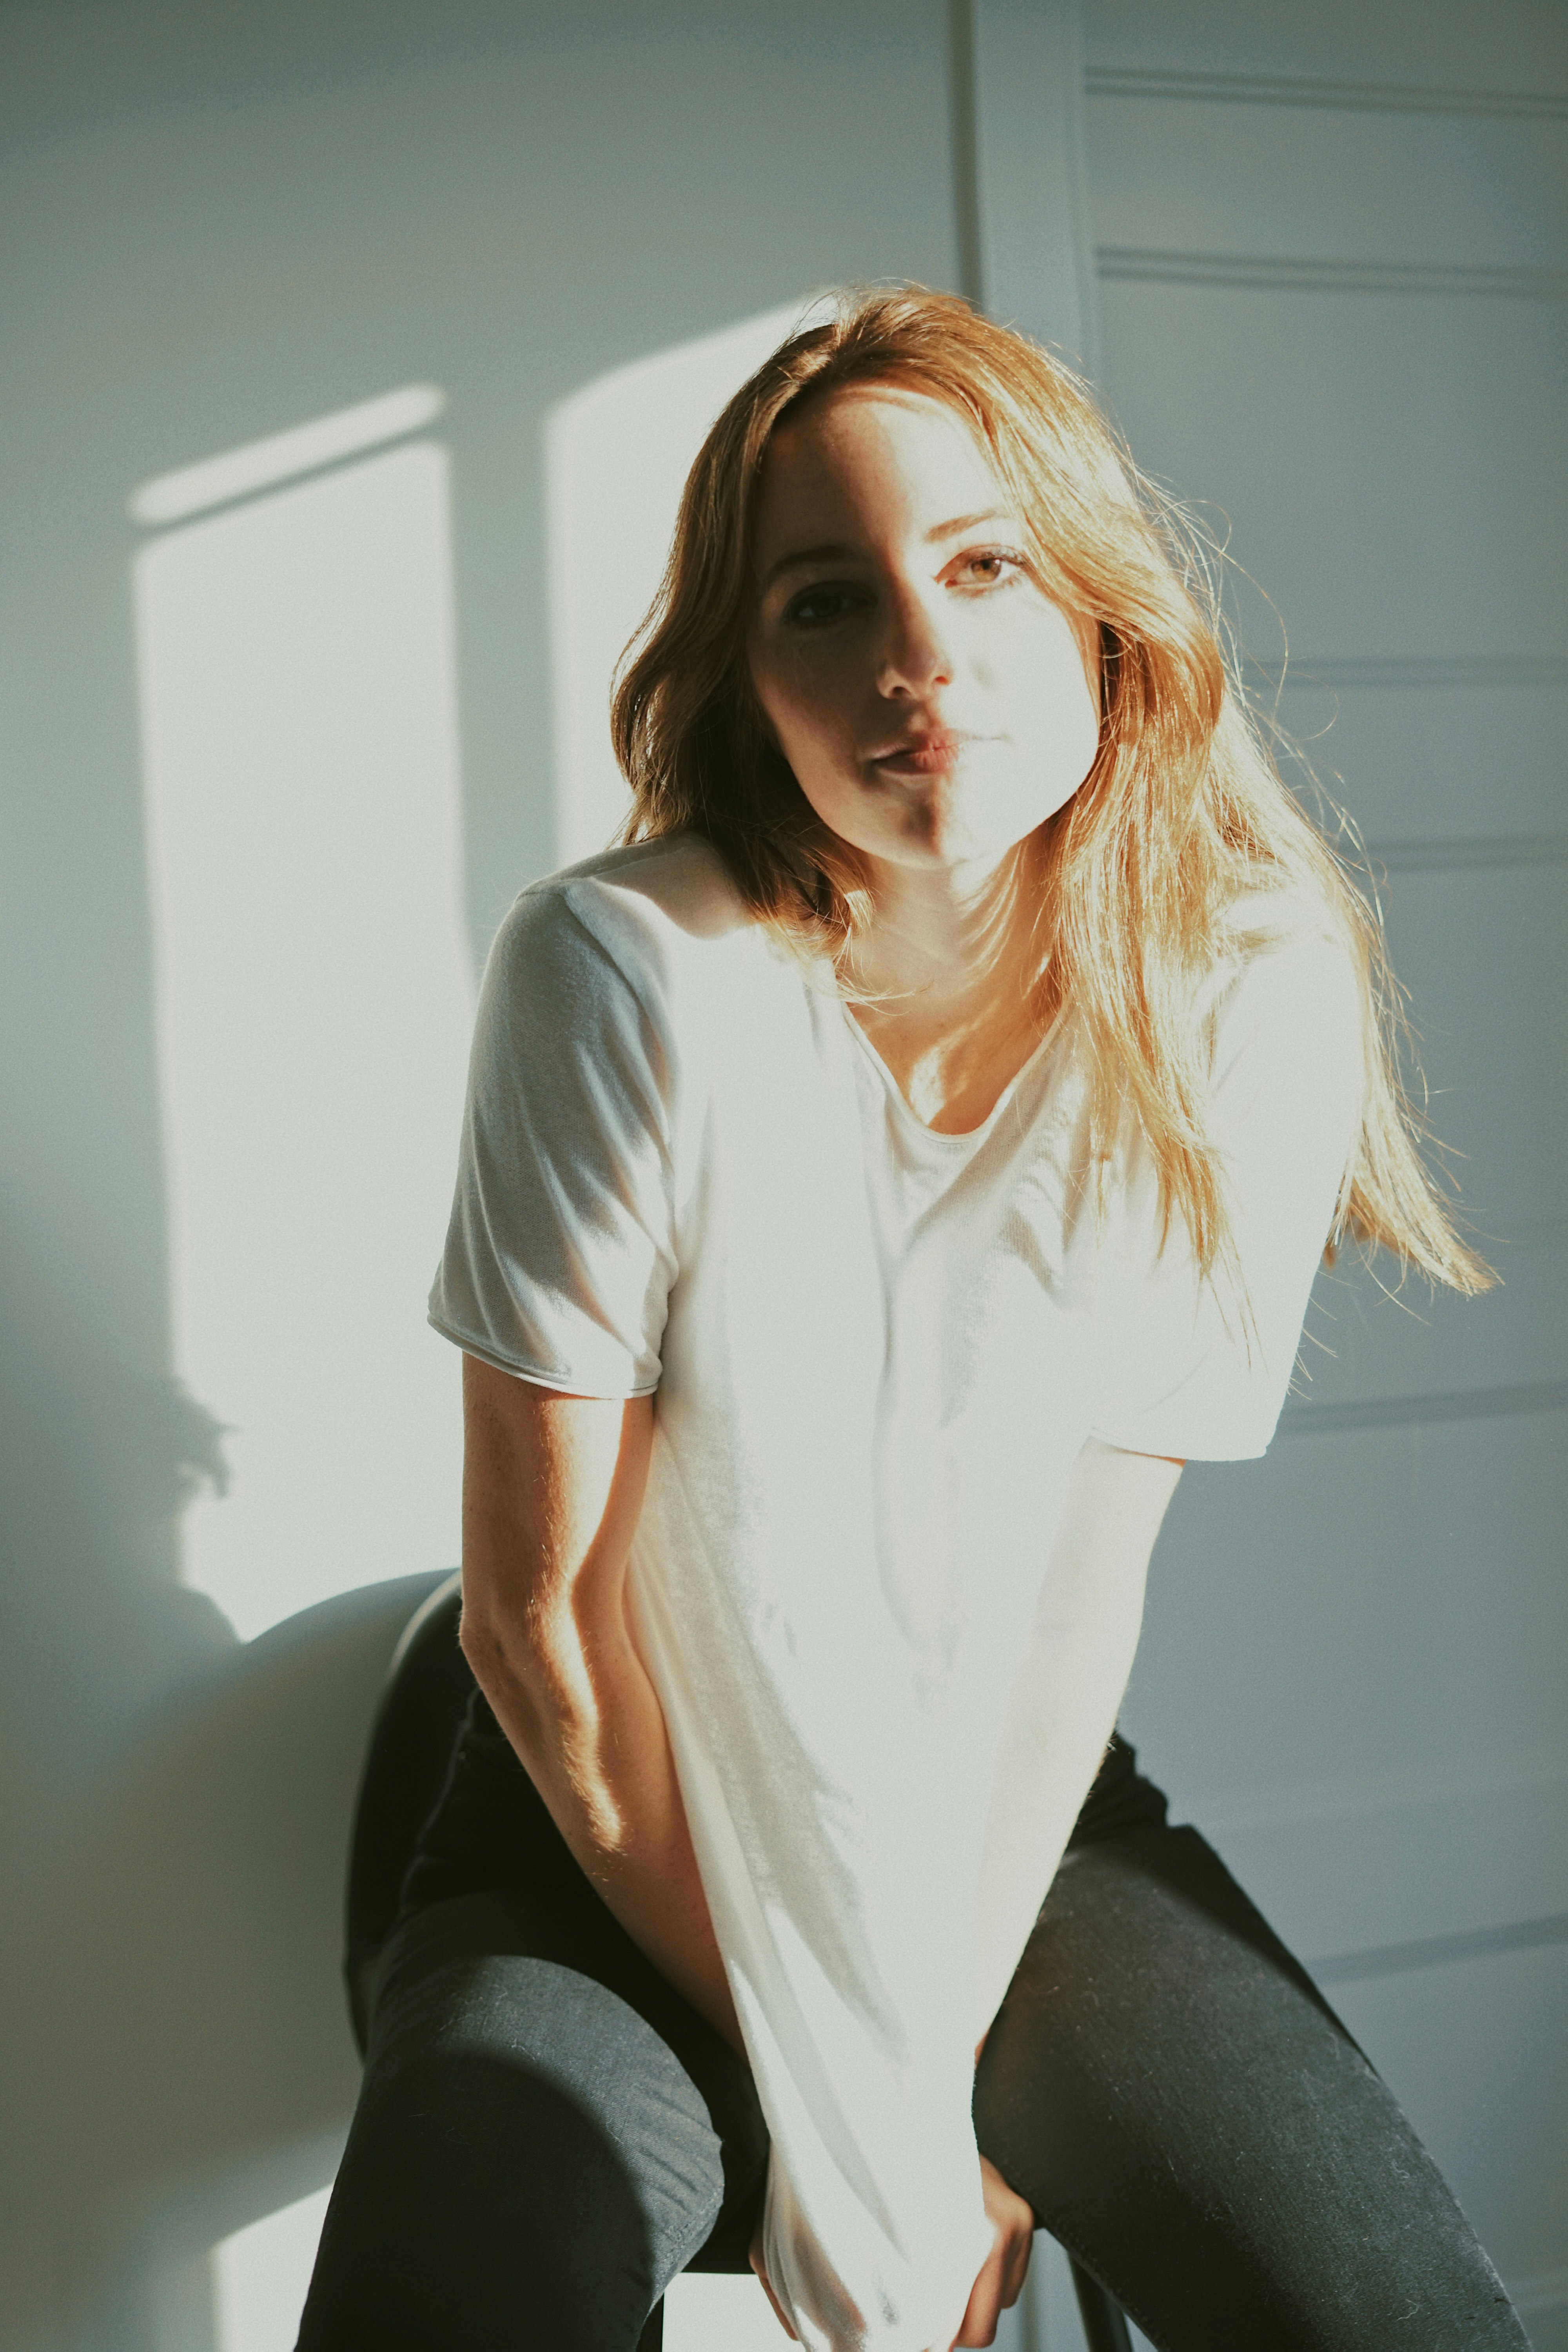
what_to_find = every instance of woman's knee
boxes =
[975,1829,1529,2352]
[299,1948,729,2350]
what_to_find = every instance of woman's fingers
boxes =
[751,2160,1032,2350]
[981,2153,1037,2301]
[954,2247,1005,2348]
[951,2156,1036,2346]
[749,2213,801,2341]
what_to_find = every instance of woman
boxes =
[298,287,1526,2352]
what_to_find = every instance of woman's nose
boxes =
[874,581,954,700]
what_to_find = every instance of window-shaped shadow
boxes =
[132,407,474,1640]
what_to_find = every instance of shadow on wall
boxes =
[3,1554,444,2350]
[0,1351,234,1808]
[0,1174,445,2340]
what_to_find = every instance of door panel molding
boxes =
[1060,0,1567,2278]
[1085,67,1568,122]
[1097,248,1568,298]
[1265,655,1568,690]
[1366,833,1568,873]
[1278,1383,1568,1438]
[1312,1909,1568,1986]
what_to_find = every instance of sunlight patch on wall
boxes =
[212,2182,330,2352]
[133,425,472,1641]
[544,296,829,866]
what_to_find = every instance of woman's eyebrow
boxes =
[926,506,1011,542]
[760,509,1013,593]
[760,540,863,591]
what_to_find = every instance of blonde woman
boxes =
[298,289,1526,2352]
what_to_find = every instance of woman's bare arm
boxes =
[457,1352,742,2053]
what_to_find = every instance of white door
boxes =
[974,2,1567,2338]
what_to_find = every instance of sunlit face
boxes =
[748,387,1100,880]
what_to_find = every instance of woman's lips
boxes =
[867,733,976,776]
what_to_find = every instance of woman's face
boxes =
[748,385,1100,880]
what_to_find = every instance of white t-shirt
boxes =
[429,835,1363,2352]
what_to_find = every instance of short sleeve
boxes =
[1089,921,1365,1461]
[428,884,677,1397]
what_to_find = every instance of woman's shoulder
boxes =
[484,834,768,1030]
[553,833,753,940]
[515,835,752,953]
[1206,878,1361,1029]
[1194,880,1365,1120]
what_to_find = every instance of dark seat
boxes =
[342,1570,470,2055]
[342,1574,1134,2350]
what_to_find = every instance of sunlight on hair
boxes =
[132,426,473,1639]
[212,2183,331,2352]
[544,296,831,866]
[608,285,1490,1300]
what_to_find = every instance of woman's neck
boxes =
[842,846,1051,1134]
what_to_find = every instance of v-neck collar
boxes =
[840,1000,1066,1150]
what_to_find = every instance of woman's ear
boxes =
[1073,613,1105,720]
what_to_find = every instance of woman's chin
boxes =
[817,763,1084,880]
[885,807,1069,878]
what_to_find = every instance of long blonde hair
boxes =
[611,284,1489,1294]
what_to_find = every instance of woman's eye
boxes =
[955,548,1025,589]
[784,584,862,628]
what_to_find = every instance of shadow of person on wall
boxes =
[0,1352,235,1806]
[0,1269,447,2350]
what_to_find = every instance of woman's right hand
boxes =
[750,2157,1033,2350]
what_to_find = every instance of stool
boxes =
[343,1570,471,2054]
[344,1575,1136,2350]
[1071,2269,1134,2352]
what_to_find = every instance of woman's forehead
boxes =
[753,385,1005,546]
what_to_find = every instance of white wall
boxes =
[0,6,958,2345]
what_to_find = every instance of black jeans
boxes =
[298,1706,1528,2351]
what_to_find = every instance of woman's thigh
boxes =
[296,1887,768,2352]
[975,1821,1528,2352]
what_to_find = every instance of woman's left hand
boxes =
[951,2155,1035,2348]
